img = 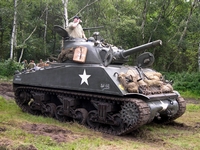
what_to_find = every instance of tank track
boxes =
[169,97,186,121]
[14,86,151,135]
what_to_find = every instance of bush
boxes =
[163,72,200,96]
[0,59,23,77]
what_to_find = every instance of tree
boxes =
[10,0,18,60]
[166,0,199,71]
[1,0,200,73]
[18,4,48,63]
[62,0,68,28]
[199,42,200,71]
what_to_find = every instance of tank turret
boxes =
[54,25,162,67]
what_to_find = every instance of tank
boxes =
[13,25,186,135]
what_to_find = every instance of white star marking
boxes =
[79,69,91,85]
[160,101,168,111]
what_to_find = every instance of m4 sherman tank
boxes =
[13,25,186,135]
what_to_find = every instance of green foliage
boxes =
[0,0,200,72]
[0,59,22,77]
[114,18,140,48]
[163,72,200,97]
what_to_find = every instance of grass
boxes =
[0,76,13,83]
[179,90,200,100]
[187,104,200,112]
[1,96,200,150]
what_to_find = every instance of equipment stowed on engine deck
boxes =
[13,25,186,135]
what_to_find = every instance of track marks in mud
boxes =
[0,125,38,150]
[20,122,84,143]
[0,121,86,149]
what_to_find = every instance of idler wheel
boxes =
[73,108,88,124]
[55,105,69,122]
[87,110,100,129]
[16,91,39,115]
[43,103,56,118]
[120,102,140,126]
[19,91,31,104]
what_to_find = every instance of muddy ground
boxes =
[0,82,199,150]
[0,82,15,100]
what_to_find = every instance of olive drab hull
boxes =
[13,25,186,135]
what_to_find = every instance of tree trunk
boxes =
[198,42,200,72]
[62,0,99,28]
[0,17,4,59]
[62,0,68,28]
[10,0,18,60]
[44,4,48,55]
[18,27,37,63]
[141,0,149,43]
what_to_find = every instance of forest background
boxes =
[0,0,200,97]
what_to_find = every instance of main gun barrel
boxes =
[121,40,162,58]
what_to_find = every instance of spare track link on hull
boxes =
[14,86,151,135]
